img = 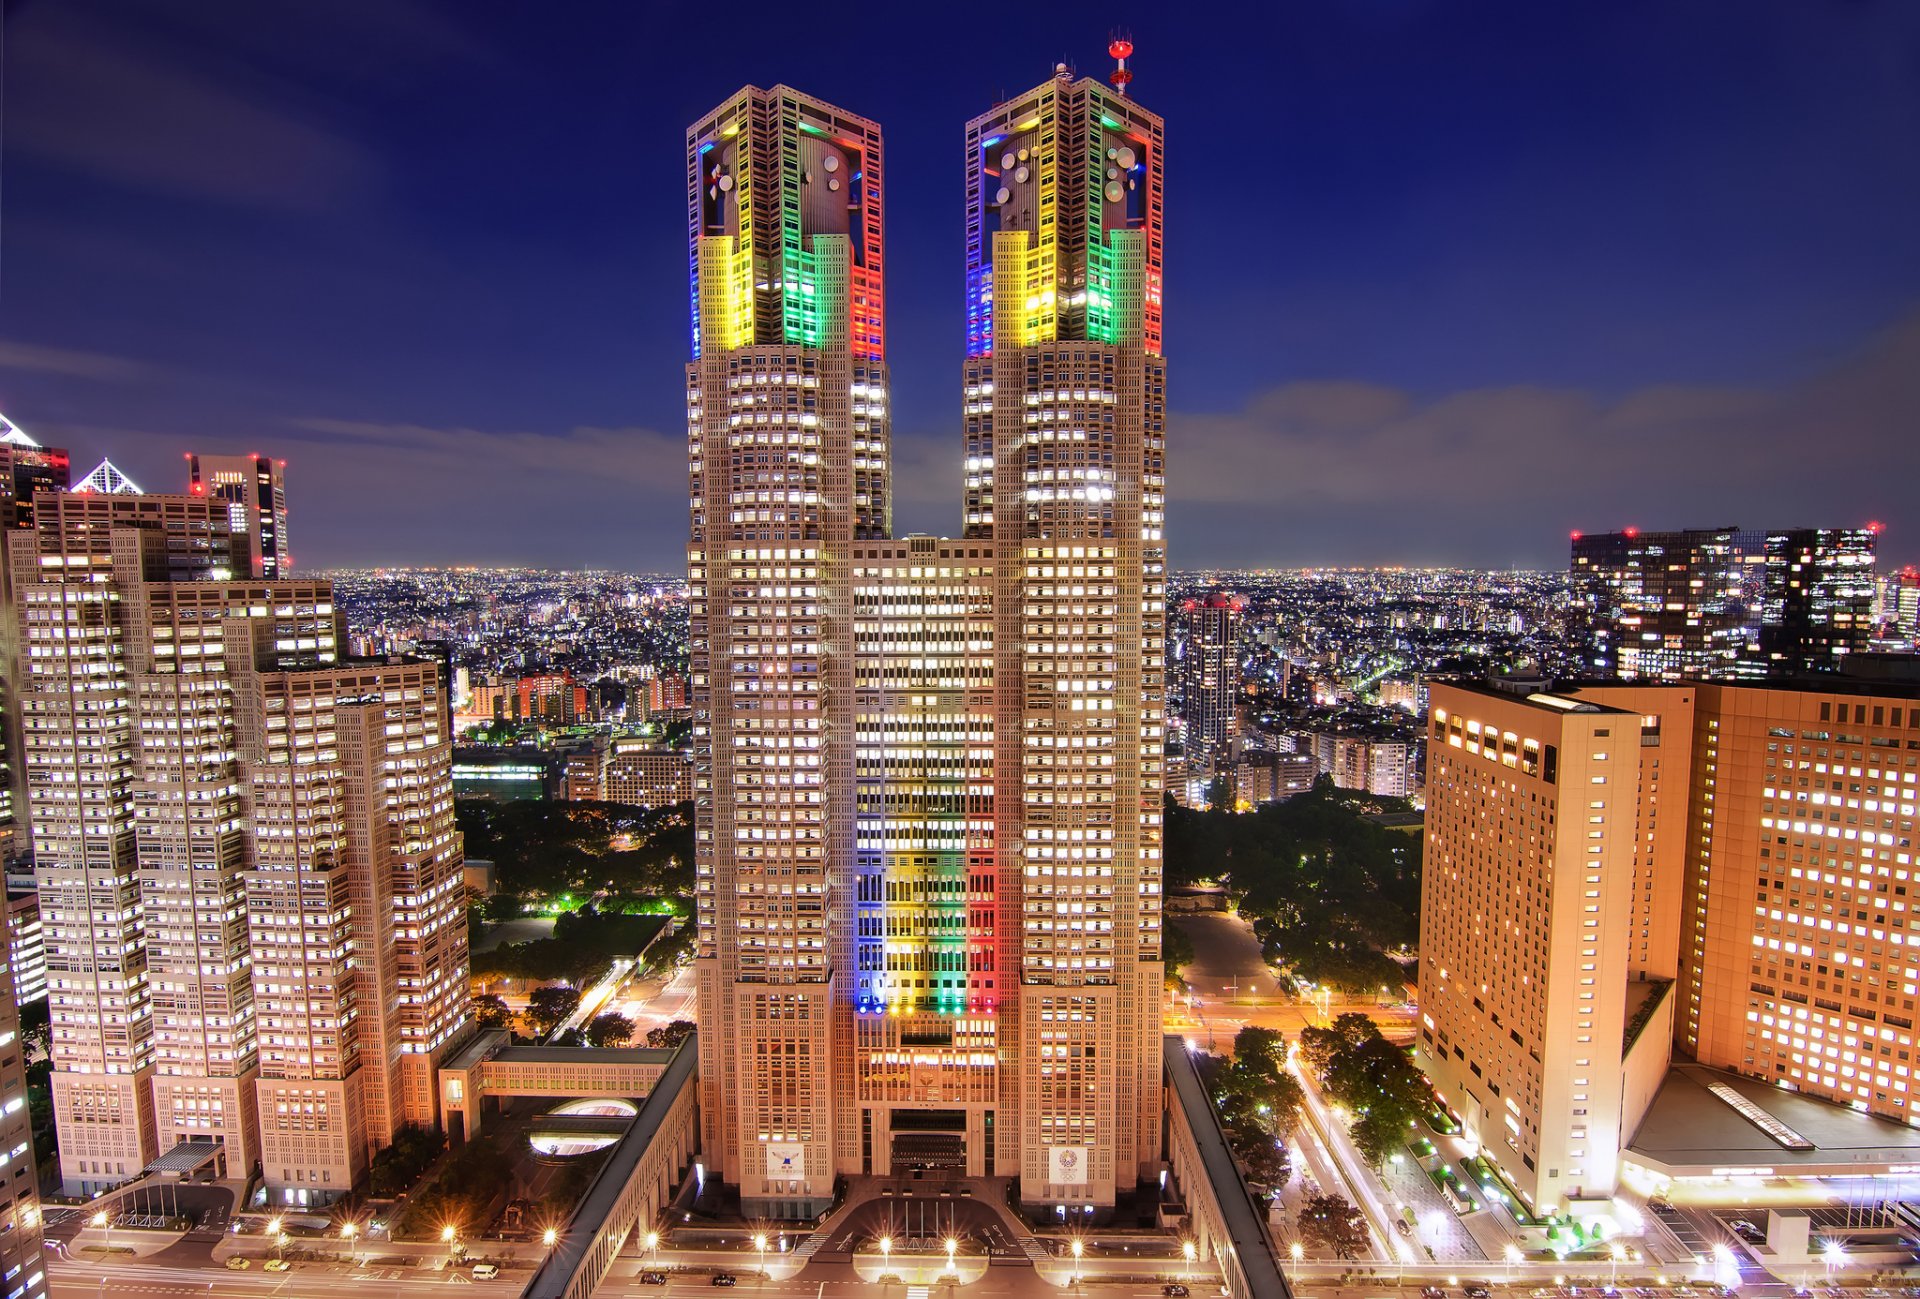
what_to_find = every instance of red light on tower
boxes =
[1570,530,1582,541]
[1624,526,1639,538]
[1867,520,1884,534]
[1108,34,1134,95]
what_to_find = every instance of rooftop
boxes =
[1626,1064,1920,1177]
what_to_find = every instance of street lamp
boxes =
[1610,1241,1624,1288]
[945,1237,957,1273]
[1822,1238,1846,1286]
[1183,1240,1197,1281]
[754,1232,768,1279]
[543,1228,559,1249]
[341,1221,358,1268]
[91,1211,109,1252]
[1070,1237,1083,1285]
[1506,1243,1523,1269]
[645,1230,660,1261]
[879,1235,892,1277]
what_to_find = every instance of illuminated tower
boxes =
[963,57,1166,1210]
[687,85,886,1217]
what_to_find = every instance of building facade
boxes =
[12,487,468,1201]
[690,62,1166,1217]
[1420,669,1920,1217]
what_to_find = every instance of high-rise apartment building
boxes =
[13,486,467,1201]
[690,59,1166,1217]
[1420,669,1920,1217]
[1572,525,1878,681]
[1178,595,1243,777]
[189,453,292,579]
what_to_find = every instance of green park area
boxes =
[1165,777,1420,993]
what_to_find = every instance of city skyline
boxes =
[2,2,1918,570]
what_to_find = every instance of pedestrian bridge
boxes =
[437,1030,675,1142]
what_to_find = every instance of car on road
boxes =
[1394,1219,1412,1236]
[263,1259,290,1273]
[1423,1287,1447,1298]
[225,1257,250,1270]
[1728,1218,1764,1244]
[640,1273,668,1286]
[472,1263,500,1280]
[1163,1286,1190,1298]
[712,1275,738,1288]
[1465,1282,1492,1298]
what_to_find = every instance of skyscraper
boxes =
[687,85,886,1218]
[1420,669,1920,1216]
[1178,595,1243,781]
[190,453,292,579]
[14,485,467,1201]
[965,63,1166,1208]
[689,57,1166,1217]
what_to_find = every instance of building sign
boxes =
[766,1143,805,1179]
[1048,1145,1087,1186]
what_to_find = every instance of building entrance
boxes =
[888,1109,967,1173]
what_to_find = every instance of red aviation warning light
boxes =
[1108,34,1134,94]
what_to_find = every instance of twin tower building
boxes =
[688,64,1170,1216]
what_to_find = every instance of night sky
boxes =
[2,0,1917,571]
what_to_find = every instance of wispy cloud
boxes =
[0,340,160,382]
[1164,309,1920,564]
[283,418,686,490]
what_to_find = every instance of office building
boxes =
[1572,525,1879,681]
[604,742,694,807]
[1570,527,1758,680]
[189,453,291,579]
[14,487,468,1201]
[690,57,1166,1216]
[1759,527,1877,674]
[1178,595,1243,777]
[1420,669,1920,1217]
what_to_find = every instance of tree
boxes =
[1298,1193,1369,1260]
[586,1012,635,1048]
[645,1019,696,1050]
[1239,1135,1291,1190]
[1163,922,1197,990]
[471,994,514,1032]
[526,985,581,1036]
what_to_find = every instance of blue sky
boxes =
[1,0,1917,569]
